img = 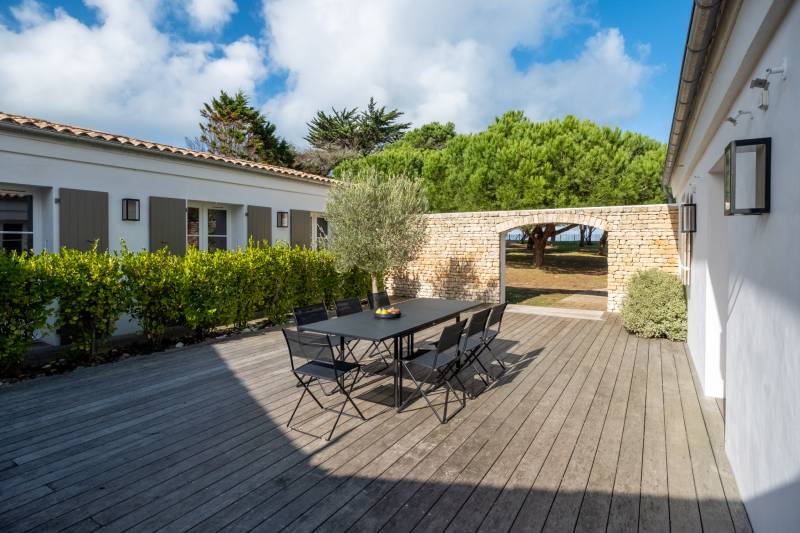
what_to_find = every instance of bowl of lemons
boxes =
[374,306,402,319]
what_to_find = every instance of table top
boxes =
[298,298,481,342]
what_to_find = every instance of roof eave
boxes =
[0,117,336,187]
[661,0,727,192]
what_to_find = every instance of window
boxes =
[0,192,33,253]
[207,208,227,251]
[187,204,229,251]
[315,216,329,249]
[187,206,200,249]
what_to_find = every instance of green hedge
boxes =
[0,252,54,371]
[621,269,687,341]
[0,245,370,369]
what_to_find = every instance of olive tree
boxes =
[325,169,427,294]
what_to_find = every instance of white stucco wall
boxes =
[0,130,330,253]
[670,1,800,531]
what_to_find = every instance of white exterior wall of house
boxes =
[0,126,331,342]
[0,129,330,252]
[669,1,800,531]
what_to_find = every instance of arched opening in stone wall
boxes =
[387,205,678,314]
[498,214,610,311]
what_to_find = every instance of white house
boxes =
[664,1,799,531]
[0,111,335,344]
[0,112,333,257]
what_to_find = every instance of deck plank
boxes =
[605,335,647,532]
[671,342,743,533]
[661,338,703,532]
[638,338,669,533]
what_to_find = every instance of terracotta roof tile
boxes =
[0,111,335,186]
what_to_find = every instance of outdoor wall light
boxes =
[122,198,140,221]
[680,203,696,233]
[724,137,771,215]
[277,211,289,228]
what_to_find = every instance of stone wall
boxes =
[387,204,679,312]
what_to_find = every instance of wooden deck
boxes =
[0,312,751,532]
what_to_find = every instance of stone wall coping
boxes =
[423,203,676,219]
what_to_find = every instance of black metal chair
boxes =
[294,303,354,361]
[482,303,508,371]
[334,297,363,317]
[367,291,391,309]
[400,320,467,423]
[456,308,493,397]
[293,303,356,395]
[283,328,365,440]
[335,297,391,368]
[293,302,329,326]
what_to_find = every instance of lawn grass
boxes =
[505,240,608,309]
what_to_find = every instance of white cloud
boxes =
[0,0,654,149]
[0,0,265,144]
[183,0,238,31]
[262,0,653,144]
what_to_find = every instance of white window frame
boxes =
[187,202,231,252]
[311,212,329,250]
[0,186,36,253]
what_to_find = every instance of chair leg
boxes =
[400,365,445,423]
[287,384,307,428]
[341,370,366,420]
[328,393,349,441]
[401,365,466,424]
[288,376,322,427]
[485,342,507,371]
[327,371,366,441]
[362,340,392,369]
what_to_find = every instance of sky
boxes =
[0,0,691,149]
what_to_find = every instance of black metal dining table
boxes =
[298,298,480,410]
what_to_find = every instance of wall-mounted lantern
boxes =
[680,203,696,233]
[724,137,771,215]
[277,211,289,228]
[122,198,140,221]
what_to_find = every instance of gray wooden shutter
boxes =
[247,206,271,245]
[59,188,109,251]
[290,209,311,248]
[149,196,186,254]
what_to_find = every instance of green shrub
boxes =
[47,246,128,356]
[181,248,237,337]
[120,247,183,346]
[0,252,54,371]
[622,269,687,341]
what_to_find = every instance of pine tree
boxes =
[188,90,295,167]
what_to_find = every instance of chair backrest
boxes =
[293,303,328,326]
[335,297,362,317]
[432,320,466,368]
[465,308,490,340]
[487,303,507,329]
[367,291,390,309]
[282,328,334,371]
